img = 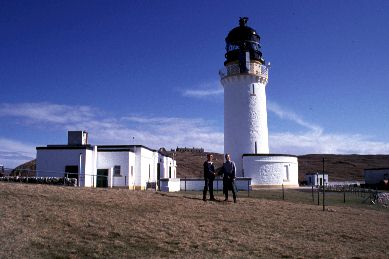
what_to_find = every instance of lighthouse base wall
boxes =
[243,154,298,187]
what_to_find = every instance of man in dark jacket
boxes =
[203,154,216,201]
[221,154,237,203]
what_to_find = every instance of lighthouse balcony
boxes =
[219,62,269,80]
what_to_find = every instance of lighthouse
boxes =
[220,17,298,187]
[220,17,269,176]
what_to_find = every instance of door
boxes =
[65,165,78,180]
[157,163,161,189]
[97,169,108,188]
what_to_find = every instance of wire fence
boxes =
[1,167,388,207]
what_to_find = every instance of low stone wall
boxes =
[160,178,180,192]
[0,176,77,186]
[180,178,251,191]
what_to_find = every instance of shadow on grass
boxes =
[155,191,225,202]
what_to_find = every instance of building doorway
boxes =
[97,169,108,188]
[65,165,78,181]
[157,162,161,190]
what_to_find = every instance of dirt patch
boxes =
[0,182,388,258]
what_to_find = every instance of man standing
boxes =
[221,154,237,203]
[203,154,216,201]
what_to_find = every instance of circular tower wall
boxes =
[243,154,299,187]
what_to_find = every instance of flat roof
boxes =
[36,145,94,150]
[36,144,172,157]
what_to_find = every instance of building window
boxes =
[169,166,172,178]
[114,165,121,177]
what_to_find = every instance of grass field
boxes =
[0,182,388,258]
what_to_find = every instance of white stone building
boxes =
[36,131,178,191]
[220,17,298,187]
[304,172,329,186]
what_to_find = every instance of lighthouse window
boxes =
[226,44,239,52]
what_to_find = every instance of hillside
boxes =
[170,151,389,181]
[12,152,389,182]
[0,182,388,258]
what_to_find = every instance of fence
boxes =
[2,167,388,207]
[180,177,252,197]
[0,167,117,188]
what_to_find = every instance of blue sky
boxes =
[1,0,389,168]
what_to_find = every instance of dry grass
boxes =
[0,182,388,258]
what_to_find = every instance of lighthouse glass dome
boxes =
[224,17,264,65]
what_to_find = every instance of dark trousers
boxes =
[203,178,214,200]
[223,179,236,201]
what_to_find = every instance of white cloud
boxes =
[0,102,224,168]
[181,81,223,98]
[0,138,36,169]
[182,89,224,97]
[0,102,97,125]
[267,100,389,155]
[267,101,322,135]
[1,101,388,169]
[270,131,389,155]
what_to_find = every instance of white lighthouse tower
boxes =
[220,17,269,175]
[220,18,298,187]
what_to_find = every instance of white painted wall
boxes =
[36,148,94,186]
[134,147,157,188]
[97,151,131,187]
[179,178,251,191]
[243,155,298,186]
[36,144,175,190]
[158,154,177,179]
[160,178,180,192]
[221,73,269,176]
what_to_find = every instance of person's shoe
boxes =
[203,197,206,201]
[233,199,237,203]
[224,198,228,201]
[210,198,216,201]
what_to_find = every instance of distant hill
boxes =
[14,152,389,182]
[170,151,389,182]
[11,159,36,176]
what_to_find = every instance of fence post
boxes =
[312,186,314,203]
[282,184,285,200]
[317,187,320,205]
[185,177,186,192]
[322,184,325,211]
[247,179,250,197]
[343,186,346,203]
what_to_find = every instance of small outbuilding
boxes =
[364,168,389,187]
[304,172,329,186]
[36,131,178,191]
